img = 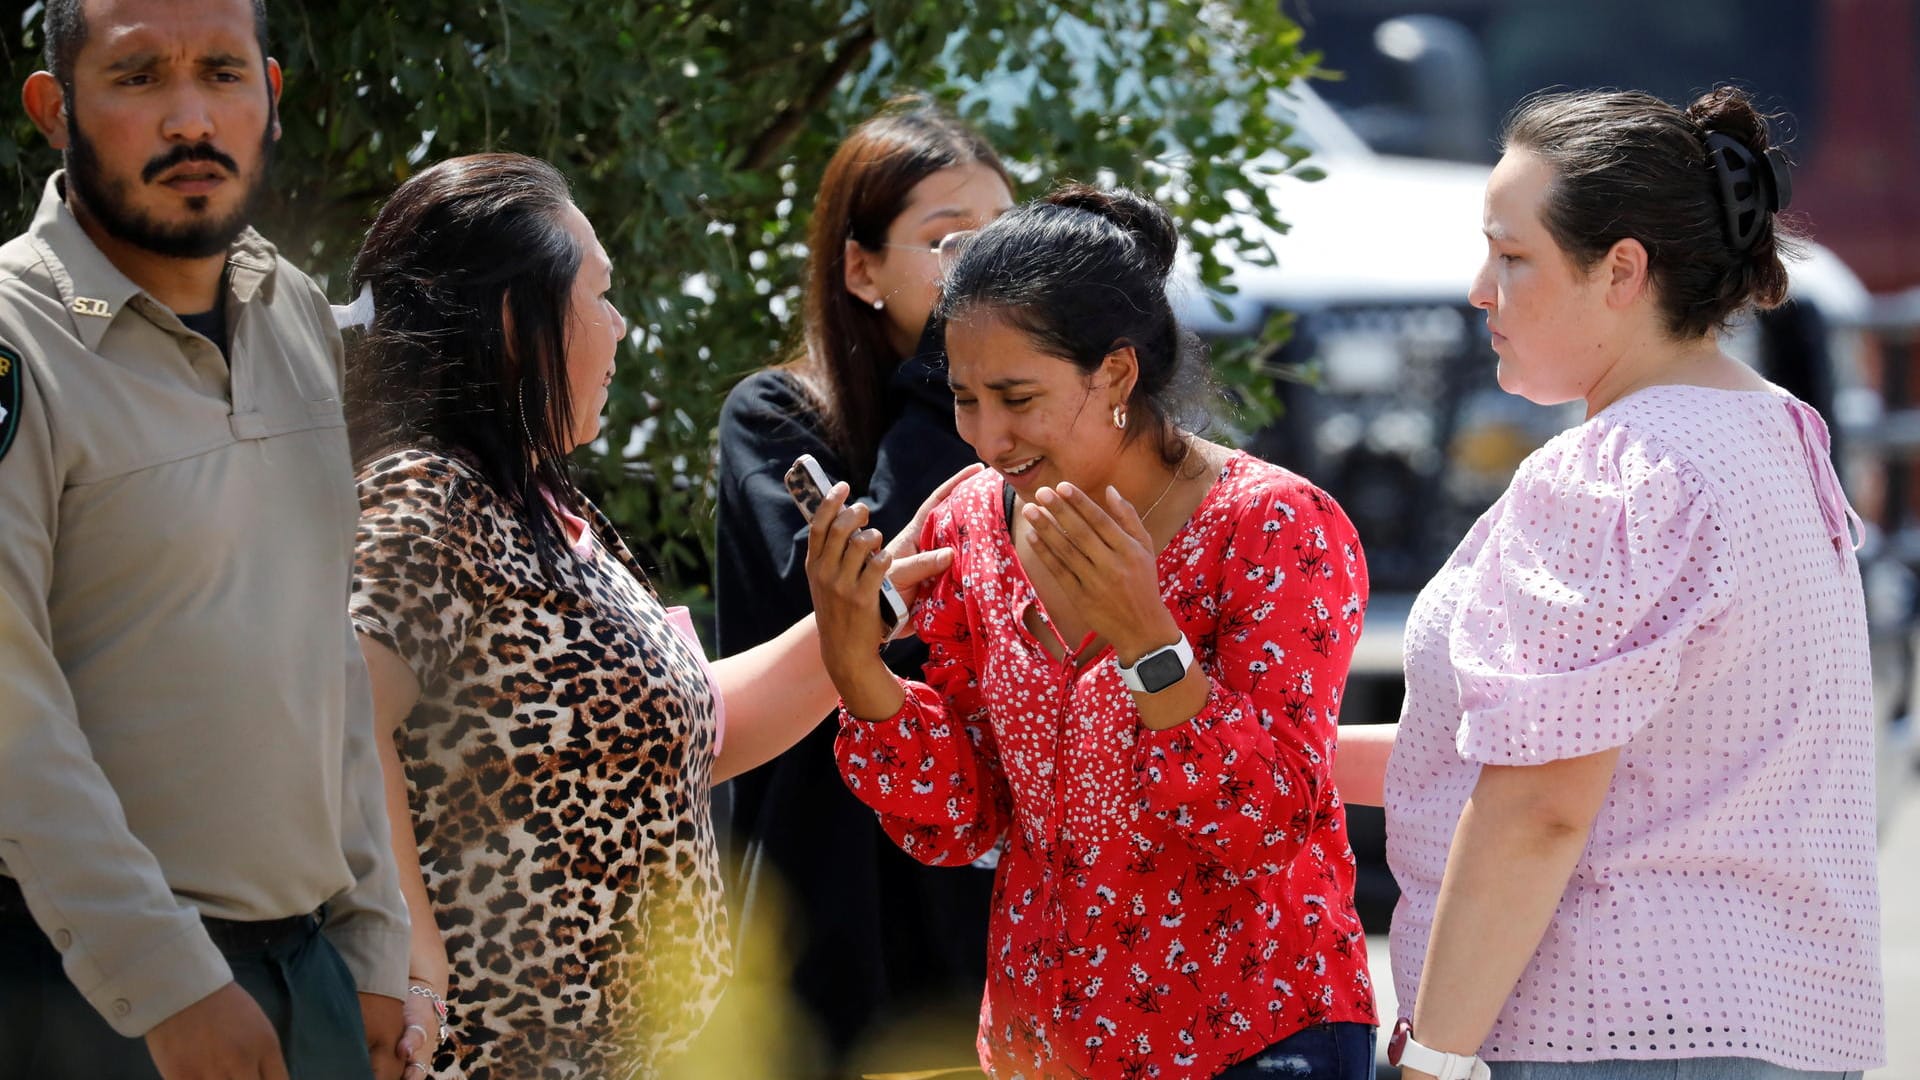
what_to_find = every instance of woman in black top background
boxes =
[711,99,1014,1077]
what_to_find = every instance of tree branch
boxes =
[736,20,877,171]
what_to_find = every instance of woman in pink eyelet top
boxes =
[1372,88,1884,1080]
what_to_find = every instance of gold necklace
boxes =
[1140,469,1180,523]
[1139,441,1196,525]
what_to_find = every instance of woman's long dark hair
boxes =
[787,98,1010,486]
[345,152,584,566]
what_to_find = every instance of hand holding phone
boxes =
[787,454,909,637]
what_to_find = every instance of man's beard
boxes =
[63,110,275,260]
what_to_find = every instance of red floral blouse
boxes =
[834,452,1377,1079]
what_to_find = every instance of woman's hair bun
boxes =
[1686,85,1771,154]
[1685,85,1794,309]
[936,181,1208,466]
[1044,183,1181,279]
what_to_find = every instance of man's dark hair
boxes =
[44,0,271,89]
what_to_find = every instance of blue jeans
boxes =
[1214,1022,1377,1079]
[1490,1060,1862,1080]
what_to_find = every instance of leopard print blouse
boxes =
[350,449,729,1079]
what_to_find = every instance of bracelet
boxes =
[406,982,450,1044]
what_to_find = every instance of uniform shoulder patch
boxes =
[0,344,21,465]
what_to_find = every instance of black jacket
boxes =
[711,337,992,1075]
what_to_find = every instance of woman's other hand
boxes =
[1022,482,1181,665]
[396,983,444,1075]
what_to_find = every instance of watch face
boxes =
[1137,649,1186,692]
[1387,1018,1411,1066]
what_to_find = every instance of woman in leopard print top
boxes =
[342,154,958,1079]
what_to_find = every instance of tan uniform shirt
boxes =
[0,175,409,1036]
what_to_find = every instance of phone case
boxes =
[786,454,909,635]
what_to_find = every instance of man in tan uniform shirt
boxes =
[0,1,412,1077]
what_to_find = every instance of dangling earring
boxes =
[873,298,886,311]
[1112,403,1128,430]
[519,380,543,445]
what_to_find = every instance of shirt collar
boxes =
[27,170,281,352]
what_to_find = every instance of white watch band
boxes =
[1114,635,1195,693]
[1398,1035,1491,1080]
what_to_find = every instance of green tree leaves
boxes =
[0,0,1317,596]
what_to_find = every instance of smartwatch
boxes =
[1387,1019,1490,1080]
[1114,635,1195,694]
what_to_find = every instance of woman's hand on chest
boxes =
[1017,482,1183,667]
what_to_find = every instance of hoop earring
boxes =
[1112,404,1128,431]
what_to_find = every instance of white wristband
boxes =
[1114,635,1195,694]
[1389,1020,1490,1080]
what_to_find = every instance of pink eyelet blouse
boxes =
[1386,384,1885,1071]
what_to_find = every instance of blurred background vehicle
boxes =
[1174,0,1920,935]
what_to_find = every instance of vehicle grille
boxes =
[1242,302,1581,593]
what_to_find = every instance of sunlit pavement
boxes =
[1874,784,1920,1080]
[1362,781,1920,1079]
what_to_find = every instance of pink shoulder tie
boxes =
[1785,399,1865,554]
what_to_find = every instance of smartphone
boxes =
[786,453,909,637]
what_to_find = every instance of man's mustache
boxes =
[141,143,239,184]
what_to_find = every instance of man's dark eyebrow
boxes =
[104,51,161,74]
[104,50,253,74]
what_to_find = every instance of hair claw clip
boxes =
[1705,133,1792,251]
